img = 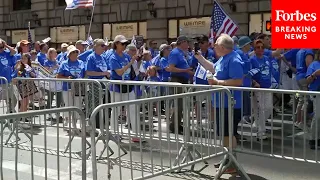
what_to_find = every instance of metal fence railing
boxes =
[0,107,88,180]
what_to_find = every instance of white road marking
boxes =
[1,160,91,180]
[238,123,282,130]
[287,131,305,138]
[267,119,294,125]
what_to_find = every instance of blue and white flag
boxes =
[131,35,137,46]
[65,0,93,10]
[86,35,93,46]
[195,64,207,80]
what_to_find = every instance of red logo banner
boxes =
[271,0,320,48]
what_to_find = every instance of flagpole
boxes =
[87,0,96,39]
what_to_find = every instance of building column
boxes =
[146,0,168,45]
[31,0,49,41]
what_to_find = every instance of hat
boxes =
[114,35,129,43]
[232,36,239,43]
[61,43,69,48]
[159,44,171,51]
[76,40,88,45]
[238,36,252,48]
[20,40,30,45]
[93,39,105,46]
[66,45,79,57]
[176,35,190,44]
[126,44,137,50]
[170,42,177,46]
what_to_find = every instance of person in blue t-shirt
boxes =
[0,39,17,113]
[237,36,252,124]
[158,44,172,82]
[85,39,111,128]
[43,48,63,110]
[306,58,320,150]
[167,35,194,134]
[250,40,273,140]
[191,35,216,85]
[36,43,48,66]
[148,40,159,58]
[196,34,243,174]
[108,35,140,140]
[295,49,314,128]
[57,45,85,129]
[56,43,69,64]
[75,40,88,54]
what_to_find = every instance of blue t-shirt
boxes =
[191,49,216,85]
[14,53,21,63]
[213,51,244,109]
[250,55,272,88]
[109,52,132,92]
[168,48,190,80]
[57,52,68,64]
[306,61,320,91]
[159,57,170,82]
[236,50,251,87]
[151,54,161,66]
[264,49,273,59]
[0,51,15,83]
[296,49,314,81]
[57,59,85,91]
[86,53,109,79]
[283,49,299,68]
[44,59,59,74]
[36,52,46,66]
[101,49,114,66]
[271,58,280,88]
[150,48,159,58]
[79,49,93,64]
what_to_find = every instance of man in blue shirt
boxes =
[56,43,68,63]
[167,35,194,134]
[195,34,243,174]
[0,39,17,113]
[75,40,88,54]
[295,49,314,128]
[36,43,48,66]
[148,40,159,58]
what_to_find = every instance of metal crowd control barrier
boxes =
[0,107,88,180]
[0,77,12,138]
[89,88,250,180]
[11,77,103,152]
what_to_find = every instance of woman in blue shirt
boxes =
[57,45,85,130]
[306,56,320,150]
[250,40,273,140]
[86,39,110,129]
[109,35,140,142]
[44,48,63,110]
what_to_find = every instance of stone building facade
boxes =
[0,0,271,47]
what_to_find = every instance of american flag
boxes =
[28,21,33,50]
[65,0,93,10]
[210,1,238,41]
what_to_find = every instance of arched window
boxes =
[13,0,31,11]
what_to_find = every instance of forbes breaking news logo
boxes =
[274,10,317,40]
[271,0,320,49]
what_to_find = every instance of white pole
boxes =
[87,0,96,39]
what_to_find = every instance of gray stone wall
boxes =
[0,0,271,42]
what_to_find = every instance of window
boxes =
[58,0,66,6]
[13,0,31,11]
[249,13,271,35]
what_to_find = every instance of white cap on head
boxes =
[61,43,69,48]
[113,35,129,43]
[66,45,79,57]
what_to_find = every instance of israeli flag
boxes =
[86,35,93,46]
[271,77,279,89]
[248,68,260,77]
[195,64,207,80]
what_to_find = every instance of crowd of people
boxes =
[0,32,319,153]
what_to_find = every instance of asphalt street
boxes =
[1,101,320,180]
